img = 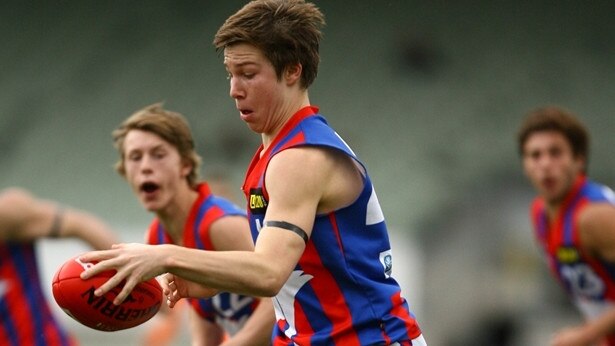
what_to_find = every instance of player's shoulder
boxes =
[578,202,615,226]
[577,202,615,245]
[268,146,341,186]
[578,179,615,224]
[577,202,615,259]
[273,144,345,166]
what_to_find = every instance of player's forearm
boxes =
[165,247,284,297]
[63,209,119,250]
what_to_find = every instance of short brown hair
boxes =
[213,0,325,89]
[517,106,590,169]
[112,103,202,188]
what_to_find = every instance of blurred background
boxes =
[1,1,614,345]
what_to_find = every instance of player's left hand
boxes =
[79,243,169,305]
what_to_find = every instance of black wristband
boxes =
[48,208,64,238]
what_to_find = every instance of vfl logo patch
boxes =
[249,188,267,215]
[380,250,393,279]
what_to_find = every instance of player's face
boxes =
[522,130,584,205]
[122,129,191,212]
[224,43,289,135]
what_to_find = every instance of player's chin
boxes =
[243,120,264,134]
[141,199,162,212]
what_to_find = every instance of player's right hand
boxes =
[160,273,218,308]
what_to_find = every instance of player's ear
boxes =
[575,154,587,174]
[284,63,302,86]
[180,160,192,178]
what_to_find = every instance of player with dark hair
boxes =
[113,103,273,346]
[0,188,119,345]
[518,106,615,346]
[80,1,426,344]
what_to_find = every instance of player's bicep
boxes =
[251,148,327,277]
[263,148,327,239]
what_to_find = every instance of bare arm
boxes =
[0,188,59,242]
[58,205,120,250]
[0,188,119,249]
[579,203,615,262]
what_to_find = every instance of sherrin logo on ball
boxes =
[52,255,162,332]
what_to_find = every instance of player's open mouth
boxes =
[540,177,560,196]
[140,182,160,194]
[239,109,254,121]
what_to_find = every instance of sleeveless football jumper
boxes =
[242,106,423,345]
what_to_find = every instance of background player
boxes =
[113,103,273,345]
[518,106,615,346]
[0,187,119,345]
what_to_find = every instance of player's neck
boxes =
[545,202,560,222]
[157,184,199,243]
[544,192,570,223]
[261,94,310,152]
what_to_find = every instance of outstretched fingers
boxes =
[81,261,139,305]
[78,246,132,304]
[79,250,116,280]
[111,276,139,305]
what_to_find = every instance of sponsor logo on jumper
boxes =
[557,246,580,263]
[249,188,267,214]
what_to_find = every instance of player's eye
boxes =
[524,150,538,160]
[549,147,563,158]
[127,153,141,161]
[152,150,166,160]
